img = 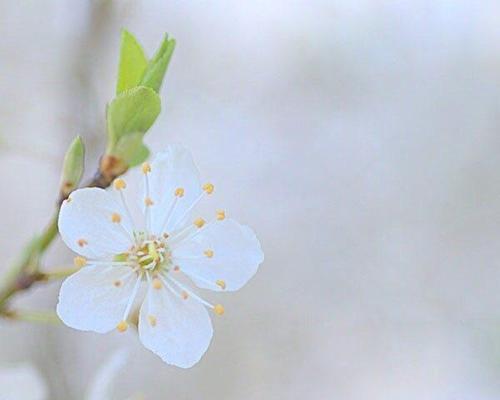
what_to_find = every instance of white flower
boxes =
[57,145,264,368]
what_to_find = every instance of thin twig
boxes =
[42,267,81,281]
[1,309,61,325]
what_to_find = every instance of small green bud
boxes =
[60,136,85,197]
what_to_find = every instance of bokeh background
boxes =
[1,0,500,399]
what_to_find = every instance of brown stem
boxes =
[88,154,127,188]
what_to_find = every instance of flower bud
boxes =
[60,136,84,198]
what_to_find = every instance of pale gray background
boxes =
[1,1,500,399]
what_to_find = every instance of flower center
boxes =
[128,235,172,273]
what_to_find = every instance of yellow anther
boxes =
[141,162,151,174]
[203,183,214,194]
[113,178,126,190]
[204,249,214,258]
[194,217,206,228]
[152,278,162,290]
[216,280,226,290]
[148,315,157,327]
[111,213,121,223]
[77,239,88,247]
[144,197,154,206]
[116,320,128,332]
[181,291,189,300]
[113,280,122,287]
[73,256,87,268]
[214,304,225,315]
[216,210,226,221]
[175,187,185,197]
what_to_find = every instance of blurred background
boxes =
[1,0,500,398]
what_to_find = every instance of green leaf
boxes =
[107,86,161,146]
[116,30,148,94]
[60,136,85,196]
[103,31,174,170]
[140,35,176,93]
[129,143,150,166]
[113,132,150,167]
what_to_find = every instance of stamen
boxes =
[121,272,143,323]
[87,260,134,267]
[152,277,162,289]
[171,254,207,261]
[171,265,224,292]
[204,249,214,258]
[114,182,137,242]
[73,256,87,268]
[141,162,151,174]
[216,280,226,290]
[216,210,226,221]
[144,274,161,327]
[181,291,189,300]
[156,275,184,300]
[113,178,126,190]
[144,167,153,233]
[203,183,214,194]
[158,189,183,234]
[168,190,205,232]
[166,276,215,310]
[148,315,157,327]
[168,220,213,246]
[114,280,122,287]
[173,265,180,272]
[214,304,225,315]
[77,239,88,247]
[113,216,136,243]
[116,320,129,332]
[167,226,195,244]
[194,217,206,228]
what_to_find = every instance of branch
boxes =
[1,309,61,325]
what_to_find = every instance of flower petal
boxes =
[58,188,134,259]
[146,145,202,236]
[138,284,213,368]
[172,219,264,292]
[56,265,137,333]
